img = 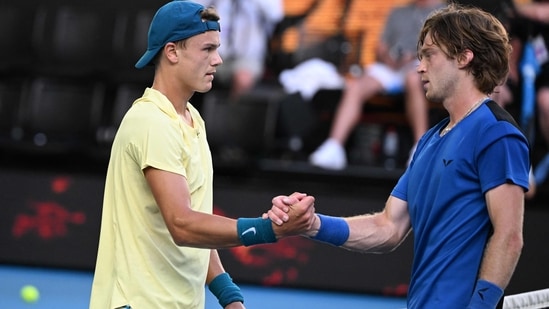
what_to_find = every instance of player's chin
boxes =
[195,82,213,94]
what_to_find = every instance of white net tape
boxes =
[503,288,549,309]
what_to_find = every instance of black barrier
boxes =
[0,168,548,297]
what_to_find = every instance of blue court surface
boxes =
[0,264,407,308]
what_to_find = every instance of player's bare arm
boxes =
[145,167,315,248]
[206,250,246,309]
[477,183,524,289]
[267,194,411,253]
[343,195,411,253]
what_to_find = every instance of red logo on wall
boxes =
[11,176,86,239]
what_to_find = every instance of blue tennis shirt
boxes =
[391,100,530,308]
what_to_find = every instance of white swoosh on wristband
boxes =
[241,227,257,236]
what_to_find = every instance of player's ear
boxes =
[457,49,474,69]
[164,42,179,65]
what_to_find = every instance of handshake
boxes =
[262,192,319,239]
[237,192,350,248]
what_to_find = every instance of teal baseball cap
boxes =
[135,0,221,69]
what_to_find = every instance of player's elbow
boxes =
[170,229,191,247]
[171,230,206,247]
[494,227,523,260]
[172,234,190,247]
[384,233,409,252]
[169,217,199,247]
[508,231,524,256]
[384,223,411,252]
[369,229,410,254]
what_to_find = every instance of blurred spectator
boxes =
[196,0,284,100]
[454,0,545,199]
[455,0,520,108]
[512,0,549,197]
[309,0,446,170]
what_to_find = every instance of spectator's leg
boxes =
[226,57,263,101]
[329,75,384,144]
[404,70,428,144]
[404,69,428,165]
[308,74,383,170]
[231,69,257,100]
[537,88,549,148]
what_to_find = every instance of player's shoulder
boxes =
[484,100,520,129]
[476,100,528,146]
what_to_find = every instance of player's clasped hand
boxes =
[264,192,305,225]
[264,192,316,237]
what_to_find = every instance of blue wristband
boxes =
[237,217,277,246]
[311,214,349,246]
[467,279,503,309]
[208,273,244,307]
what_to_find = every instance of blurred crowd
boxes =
[0,0,547,198]
[202,0,548,199]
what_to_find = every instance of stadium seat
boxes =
[0,5,36,77]
[31,5,117,78]
[109,8,156,84]
[0,80,27,148]
[8,78,105,155]
[201,87,284,168]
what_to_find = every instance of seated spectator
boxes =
[196,0,284,100]
[513,0,549,198]
[456,0,520,109]
[309,0,446,170]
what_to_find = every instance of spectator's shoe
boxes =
[309,139,347,170]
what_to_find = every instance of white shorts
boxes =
[365,61,418,94]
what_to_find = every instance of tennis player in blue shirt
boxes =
[267,4,531,309]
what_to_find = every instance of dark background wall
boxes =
[0,158,547,298]
[1,0,548,299]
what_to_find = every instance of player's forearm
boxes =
[467,233,522,308]
[206,250,226,284]
[480,184,525,288]
[343,214,410,253]
[170,212,243,248]
[173,210,303,249]
[477,231,523,289]
[306,197,411,252]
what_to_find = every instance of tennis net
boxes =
[503,288,549,309]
